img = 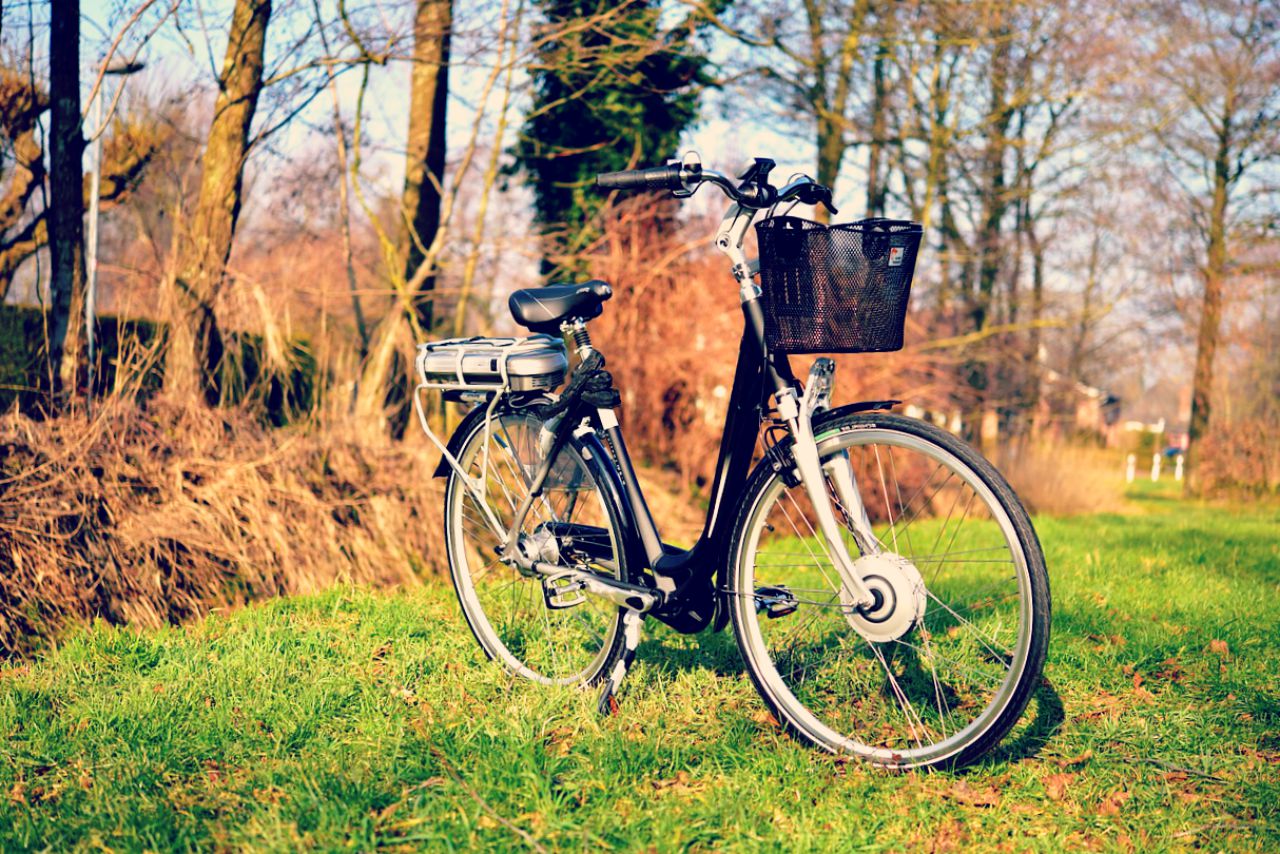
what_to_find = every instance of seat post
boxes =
[562,319,594,360]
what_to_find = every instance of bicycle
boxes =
[414,154,1050,770]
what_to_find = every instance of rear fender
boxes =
[430,396,550,478]
[432,403,647,587]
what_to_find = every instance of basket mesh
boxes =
[755,216,922,354]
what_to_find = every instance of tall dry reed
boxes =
[0,396,445,657]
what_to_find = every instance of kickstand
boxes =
[596,608,644,716]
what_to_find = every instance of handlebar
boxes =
[595,164,686,192]
[595,156,837,215]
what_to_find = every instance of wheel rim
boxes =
[447,411,622,685]
[736,427,1034,767]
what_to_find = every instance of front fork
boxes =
[777,359,881,608]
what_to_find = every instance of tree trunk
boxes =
[47,0,86,405]
[165,0,271,403]
[353,0,452,435]
[962,36,1013,450]
[401,0,452,333]
[1184,123,1232,496]
[1025,220,1045,436]
[865,26,891,217]
[814,109,845,225]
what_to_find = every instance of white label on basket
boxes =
[888,246,905,267]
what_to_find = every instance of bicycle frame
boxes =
[567,202,804,633]
[584,304,792,633]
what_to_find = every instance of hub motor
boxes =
[840,553,928,643]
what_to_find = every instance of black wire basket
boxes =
[755,216,923,354]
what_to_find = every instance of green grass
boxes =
[1,495,1277,851]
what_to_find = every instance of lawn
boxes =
[1,490,1277,851]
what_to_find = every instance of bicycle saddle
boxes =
[508,280,612,334]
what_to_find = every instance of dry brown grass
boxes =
[998,441,1130,516]
[1198,417,1280,497]
[0,398,445,657]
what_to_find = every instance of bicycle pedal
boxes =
[542,573,586,609]
[755,585,799,619]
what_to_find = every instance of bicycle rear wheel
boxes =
[444,403,629,686]
[728,412,1050,769]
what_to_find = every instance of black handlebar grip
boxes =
[595,164,684,192]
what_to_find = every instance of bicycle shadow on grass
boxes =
[979,678,1065,767]
[632,623,1066,769]
[634,622,747,679]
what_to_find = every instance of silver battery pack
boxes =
[415,334,568,392]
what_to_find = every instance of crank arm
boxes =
[532,562,661,613]
[777,362,876,608]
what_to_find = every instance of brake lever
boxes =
[796,184,839,216]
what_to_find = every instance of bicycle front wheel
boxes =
[444,403,629,686]
[728,412,1050,769]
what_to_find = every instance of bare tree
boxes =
[47,0,86,402]
[401,0,452,333]
[1137,0,1280,493]
[715,0,878,219]
[0,70,164,300]
[165,0,272,403]
[0,68,50,293]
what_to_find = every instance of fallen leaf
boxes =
[1074,692,1125,723]
[944,780,1000,808]
[1056,748,1094,769]
[752,710,782,731]
[543,726,575,757]
[1044,772,1075,802]
[477,814,499,830]
[8,782,25,805]
[1154,658,1185,683]
[1087,633,1127,650]
[923,818,968,852]
[651,770,707,798]
[1098,788,1131,816]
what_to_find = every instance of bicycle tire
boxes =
[728,411,1050,769]
[443,401,631,686]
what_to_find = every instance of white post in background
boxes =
[1175,454,1184,481]
[1151,453,1161,482]
[1126,453,1136,484]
